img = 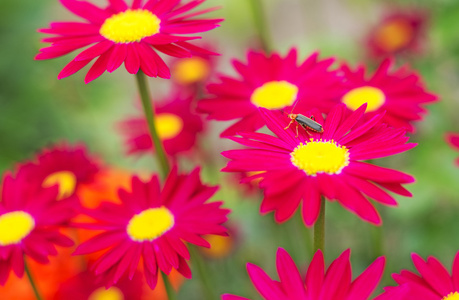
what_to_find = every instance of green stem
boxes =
[24,259,43,300]
[247,0,272,53]
[189,245,216,300]
[135,71,170,179]
[161,271,177,300]
[313,197,326,254]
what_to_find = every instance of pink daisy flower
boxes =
[366,10,427,59]
[222,248,385,300]
[446,132,459,167]
[197,49,343,136]
[222,104,416,225]
[339,58,438,132]
[118,92,204,157]
[36,0,222,83]
[375,251,459,300]
[17,143,100,202]
[0,171,74,285]
[74,166,230,289]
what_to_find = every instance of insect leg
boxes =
[284,119,295,130]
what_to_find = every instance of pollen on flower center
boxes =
[155,113,184,140]
[42,171,77,200]
[374,19,413,52]
[342,86,386,112]
[290,139,350,176]
[127,207,175,242]
[442,292,459,300]
[88,286,124,300]
[250,81,299,109]
[0,211,35,246]
[173,57,211,84]
[100,9,161,43]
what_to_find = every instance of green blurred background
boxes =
[1,0,459,298]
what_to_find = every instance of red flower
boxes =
[375,251,459,300]
[223,248,385,300]
[118,93,203,157]
[340,58,437,132]
[222,104,416,225]
[446,132,459,167]
[367,10,427,58]
[36,0,222,83]
[74,166,229,289]
[198,49,342,136]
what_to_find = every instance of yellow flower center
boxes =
[88,287,124,300]
[342,86,386,112]
[0,211,35,246]
[154,113,184,140]
[250,81,299,109]
[173,57,211,84]
[290,139,350,176]
[100,9,161,43]
[127,207,175,242]
[42,171,77,200]
[200,235,233,259]
[443,292,459,300]
[374,19,413,52]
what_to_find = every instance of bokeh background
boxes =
[1,0,459,298]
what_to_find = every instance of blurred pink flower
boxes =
[340,58,437,132]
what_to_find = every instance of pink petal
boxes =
[125,44,140,74]
[344,162,415,183]
[154,44,191,58]
[74,40,114,61]
[347,256,385,300]
[84,47,113,83]
[107,43,128,72]
[276,248,307,298]
[306,250,325,299]
[247,263,285,300]
[58,58,93,79]
[59,0,110,24]
[320,249,352,300]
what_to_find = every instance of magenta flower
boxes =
[198,49,342,136]
[339,58,437,132]
[36,0,222,83]
[74,166,229,289]
[222,104,416,225]
[375,251,459,300]
[222,248,385,300]
[0,171,74,284]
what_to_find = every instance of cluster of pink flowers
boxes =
[1,0,458,299]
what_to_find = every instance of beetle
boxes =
[284,113,324,137]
